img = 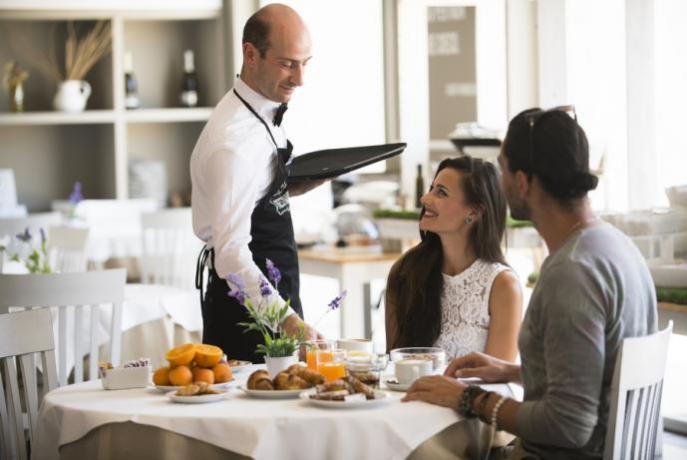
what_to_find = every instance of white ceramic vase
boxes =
[264,354,298,378]
[53,80,92,112]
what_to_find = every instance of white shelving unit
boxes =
[0,0,230,211]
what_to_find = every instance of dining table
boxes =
[34,364,518,460]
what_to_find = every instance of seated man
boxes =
[403,106,658,459]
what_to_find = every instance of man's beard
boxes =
[507,193,531,221]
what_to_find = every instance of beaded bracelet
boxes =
[490,395,508,430]
[457,385,486,417]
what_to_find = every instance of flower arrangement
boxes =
[67,181,83,219]
[2,61,29,112]
[45,21,112,81]
[6,227,52,274]
[227,259,344,358]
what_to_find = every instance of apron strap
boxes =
[195,246,213,305]
[233,89,280,152]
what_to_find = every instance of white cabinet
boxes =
[0,1,229,211]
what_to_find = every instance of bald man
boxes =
[191,4,322,362]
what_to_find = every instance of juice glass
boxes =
[304,340,333,371]
[319,350,347,382]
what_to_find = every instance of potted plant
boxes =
[227,259,345,377]
[6,227,52,274]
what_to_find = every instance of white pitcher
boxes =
[53,80,92,112]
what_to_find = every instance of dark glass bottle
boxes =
[415,164,424,209]
[124,51,140,109]
[180,50,199,107]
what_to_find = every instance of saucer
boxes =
[384,379,411,392]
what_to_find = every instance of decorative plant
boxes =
[228,259,345,357]
[33,21,111,82]
[2,61,29,112]
[67,181,83,219]
[7,227,52,274]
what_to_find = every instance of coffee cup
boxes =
[337,338,373,354]
[394,359,433,385]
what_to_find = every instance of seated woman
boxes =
[402,108,658,459]
[385,156,522,361]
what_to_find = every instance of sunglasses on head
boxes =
[525,105,578,175]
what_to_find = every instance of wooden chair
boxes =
[0,269,126,387]
[47,225,89,272]
[0,309,58,460]
[140,208,202,289]
[604,321,673,460]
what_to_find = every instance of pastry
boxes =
[287,364,325,386]
[247,369,270,389]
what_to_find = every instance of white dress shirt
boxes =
[191,77,294,315]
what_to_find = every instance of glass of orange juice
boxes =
[304,340,333,371]
[319,350,347,382]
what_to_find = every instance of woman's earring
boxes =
[465,216,473,224]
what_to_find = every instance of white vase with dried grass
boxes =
[44,21,111,113]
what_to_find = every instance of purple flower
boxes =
[69,182,83,204]
[265,258,281,287]
[40,228,47,245]
[226,273,247,305]
[259,276,273,297]
[328,290,347,311]
[16,227,31,242]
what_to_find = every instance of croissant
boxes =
[287,364,325,386]
[273,372,291,390]
[254,378,274,390]
[247,370,271,390]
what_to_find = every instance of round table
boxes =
[34,366,515,460]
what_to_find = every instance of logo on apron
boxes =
[270,187,290,216]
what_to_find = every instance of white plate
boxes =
[166,390,227,404]
[152,379,236,393]
[228,360,253,373]
[239,385,305,399]
[384,379,411,392]
[300,389,391,408]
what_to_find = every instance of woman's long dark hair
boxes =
[387,156,508,350]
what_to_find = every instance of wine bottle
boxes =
[180,50,199,107]
[123,51,140,110]
[415,164,424,209]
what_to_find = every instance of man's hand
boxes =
[282,314,324,341]
[444,352,520,383]
[287,179,327,197]
[402,375,467,408]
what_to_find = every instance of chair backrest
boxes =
[0,212,62,239]
[140,208,202,289]
[0,269,126,387]
[604,321,673,460]
[0,309,57,460]
[47,225,90,272]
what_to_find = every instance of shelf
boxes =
[0,110,116,126]
[124,107,214,124]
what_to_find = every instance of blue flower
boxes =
[265,258,281,287]
[226,273,248,305]
[16,227,31,242]
[40,228,47,245]
[69,182,83,204]
[328,290,347,311]
[259,276,273,297]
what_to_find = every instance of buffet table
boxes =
[34,365,516,460]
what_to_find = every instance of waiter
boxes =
[191,4,322,363]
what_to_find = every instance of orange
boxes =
[152,366,171,386]
[194,344,223,368]
[212,362,233,383]
[165,343,196,367]
[192,367,215,384]
[168,365,193,386]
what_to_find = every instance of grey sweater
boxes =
[516,223,657,459]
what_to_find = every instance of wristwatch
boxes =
[457,385,486,417]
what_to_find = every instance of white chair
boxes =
[604,321,673,460]
[0,309,57,460]
[47,225,89,272]
[0,212,62,239]
[140,208,203,289]
[0,269,126,387]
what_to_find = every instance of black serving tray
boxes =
[287,143,406,181]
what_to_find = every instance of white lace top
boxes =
[433,259,509,359]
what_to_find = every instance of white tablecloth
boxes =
[34,366,515,460]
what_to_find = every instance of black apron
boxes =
[195,90,303,364]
